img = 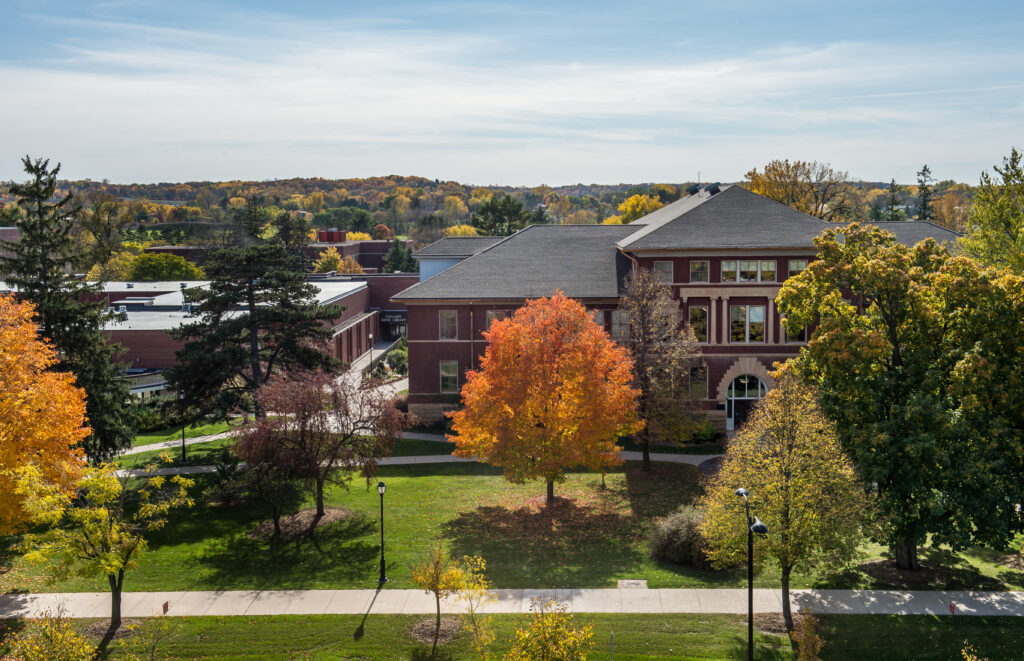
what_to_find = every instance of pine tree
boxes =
[0,156,134,461]
[383,238,416,273]
[884,179,906,221]
[916,164,935,221]
[166,243,343,417]
[469,194,530,236]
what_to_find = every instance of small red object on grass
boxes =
[162,601,169,615]
[949,601,955,615]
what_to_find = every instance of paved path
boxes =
[1,588,1021,619]
[116,449,722,478]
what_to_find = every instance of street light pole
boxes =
[735,488,768,661]
[368,332,374,367]
[377,481,388,585]
[178,391,186,463]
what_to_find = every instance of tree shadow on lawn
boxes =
[440,462,706,588]
[193,513,379,590]
[815,545,1018,591]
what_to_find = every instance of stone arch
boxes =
[715,357,776,404]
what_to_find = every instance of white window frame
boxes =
[788,259,809,278]
[759,260,777,282]
[689,260,710,283]
[653,261,674,284]
[729,304,766,343]
[439,310,458,340]
[720,260,738,282]
[439,360,459,393]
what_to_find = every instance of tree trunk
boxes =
[315,479,326,519]
[433,592,441,653]
[546,480,554,506]
[108,571,123,630]
[781,564,794,633]
[895,536,919,570]
[640,428,651,472]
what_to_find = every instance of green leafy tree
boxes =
[0,156,134,461]
[962,147,1024,273]
[503,600,594,661]
[126,252,204,281]
[700,367,868,632]
[777,224,1024,569]
[383,238,416,273]
[17,461,194,644]
[621,268,703,470]
[916,164,935,220]
[79,190,133,267]
[167,243,342,418]
[470,194,530,236]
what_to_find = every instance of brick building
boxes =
[392,185,961,427]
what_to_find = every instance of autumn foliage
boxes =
[0,295,88,535]
[449,293,640,505]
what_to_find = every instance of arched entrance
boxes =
[726,374,767,431]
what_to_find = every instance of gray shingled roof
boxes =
[866,220,962,246]
[412,236,504,258]
[393,225,635,301]
[618,185,830,250]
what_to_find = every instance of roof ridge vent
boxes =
[704,182,721,195]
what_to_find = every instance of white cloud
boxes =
[1,14,1021,184]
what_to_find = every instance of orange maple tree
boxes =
[449,292,641,505]
[0,295,88,534]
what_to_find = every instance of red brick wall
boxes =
[367,274,418,310]
[107,330,183,369]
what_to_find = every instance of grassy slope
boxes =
[133,421,236,448]
[2,462,1022,594]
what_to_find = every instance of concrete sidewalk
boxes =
[2,588,1021,619]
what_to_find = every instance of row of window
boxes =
[653,259,809,284]
[439,359,710,397]
[440,306,805,344]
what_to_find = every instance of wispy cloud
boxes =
[1,10,1021,184]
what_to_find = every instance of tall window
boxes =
[721,260,737,282]
[610,310,629,340]
[760,260,776,281]
[439,360,459,393]
[730,305,765,343]
[653,261,673,284]
[439,310,458,339]
[688,305,708,343]
[689,260,709,283]
[739,260,759,282]
[486,310,509,328]
[788,259,809,277]
[689,365,708,399]
[786,325,808,343]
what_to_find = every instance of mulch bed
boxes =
[753,612,803,636]
[411,617,461,646]
[697,456,723,477]
[998,554,1023,570]
[249,507,351,542]
[80,617,142,640]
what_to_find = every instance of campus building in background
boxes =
[392,185,960,428]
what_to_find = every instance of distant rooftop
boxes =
[412,236,504,258]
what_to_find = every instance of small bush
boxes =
[649,505,709,567]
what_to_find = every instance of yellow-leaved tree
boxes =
[313,246,344,273]
[700,367,868,633]
[411,544,466,653]
[445,224,479,237]
[503,600,594,661]
[0,295,87,535]
[449,293,640,506]
[617,194,664,223]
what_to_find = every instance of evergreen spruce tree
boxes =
[0,156,134,461]
[884,179,906,221]
[383,238,416,273]
[166,242,343,418]
[916,164,935,221]
[470,194,530,236]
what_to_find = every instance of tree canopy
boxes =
[469,194,531,236]
[777,224,1024,569]
[125,252,204,281]
[0,156,134,461]
[0,295,88,535]
[700,367,868,632]
[449,292,640,505]
[745,159,855,221]
[962,147,1024,273]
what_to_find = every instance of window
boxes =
[610,310,629,340]
[788,259,809,277]
[689,260,709,283]
[689,365,708,399]
[439,360,459,393]
[688,305,708,343]
[591,309,605,327]
[730,305,766,343]
[786,324,808,343]
[721,260,737,282]
[439,310,458,339]
[653,261,673,284]
[760,260,776,282]
[739,260,759,282]
[486,310,509,328]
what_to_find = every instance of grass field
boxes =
[2,613,1022,660]
[133,421,237,448]
[4,461,1022,596]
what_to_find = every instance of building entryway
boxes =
[726,374,767,431]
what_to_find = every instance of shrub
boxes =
[9,608,96,661]
[649,504,709,567]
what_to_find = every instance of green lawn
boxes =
[2,462,1022,595]
[118,437,237,471]
[133,421,237,448]
[3,613,1021,660]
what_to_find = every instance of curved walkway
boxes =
[1,587,1021,619]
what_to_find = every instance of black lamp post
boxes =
[178,391,186,463]
[377,481,388,585]
[735,487,768,661]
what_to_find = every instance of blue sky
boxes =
[2,0,1022,185]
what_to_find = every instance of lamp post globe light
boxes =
[377,481,387,585]
[178,391,186,463]
[368,332,374,365]
[735,487,768,661]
